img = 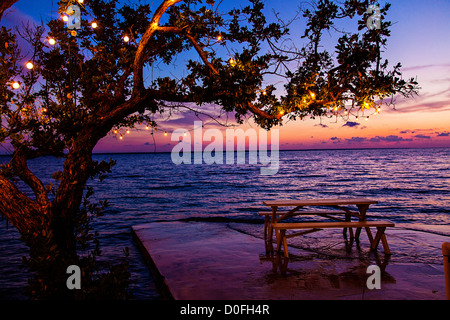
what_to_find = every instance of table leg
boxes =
[371,227,386,251]
[263,215,269,240]
[344,209,354,240]
[356,204,370,241]
[268,206,278,244]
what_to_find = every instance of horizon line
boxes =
[0,146,448,157]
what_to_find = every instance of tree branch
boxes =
[0,175,43,235]
[133,0,183,92]
[11,144,50,208]
[0,0,18,21]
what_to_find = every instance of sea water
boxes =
[1,148,449,299]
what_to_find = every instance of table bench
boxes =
[273,220,394,258]
[261,198,394,258]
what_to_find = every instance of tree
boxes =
[0,0,19,21]
[0,0,418,298]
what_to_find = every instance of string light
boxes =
[119,136,123,140]
[62,15,69,22]
[365,116,369,121]
[145,126,149,130]
[26,62,34,69]
[309,91,316,99]
[12,82,20,89]
[229,58,236,67]
[279,110,285,116]
[48,37,56,45]
[91,22,98,29]
[164,131,168,136]
[126,129,130,134]
[77,0,84,4]
[123,35,130,42]
[216,34,222,41]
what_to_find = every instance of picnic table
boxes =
[259,198,394,258]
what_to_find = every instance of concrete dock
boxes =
[132,221,447,300]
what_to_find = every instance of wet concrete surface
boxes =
[132,221,448,300]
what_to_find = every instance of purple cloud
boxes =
[370,135,413,142]
[346,137,367,143]
[414,134,431,139]
[343,121,360,128]
[330,137,341,143]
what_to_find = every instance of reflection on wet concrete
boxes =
[260,251,396,296]
[132,221,447,300]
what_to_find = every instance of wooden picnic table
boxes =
[260,198,393,257]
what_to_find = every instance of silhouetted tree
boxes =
[0,0,418,298]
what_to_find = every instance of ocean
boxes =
[0,148,449,299]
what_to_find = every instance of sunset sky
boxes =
[3,0,450,153]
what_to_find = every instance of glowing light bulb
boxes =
[62,15,69,22]
[164,131,168,136]
[114,130,118,134]
[365,116,369,121]
[279,110,285,116]
[145,126,149,130]
[48,38,56,45]
[119,136,123,140]
[229,58,236,67]
[310,92,316,99]
[123,35,130,42]
[26,62,34,69]
[91,22,98,29]
[262,90,267,96]
[12,82,20,89]
[77,0,84,4]
[216,35,222,41]
[126,129,130,134]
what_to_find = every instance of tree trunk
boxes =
[0,133,99,298]
[0,174,79,299]
[0,175,43,234]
